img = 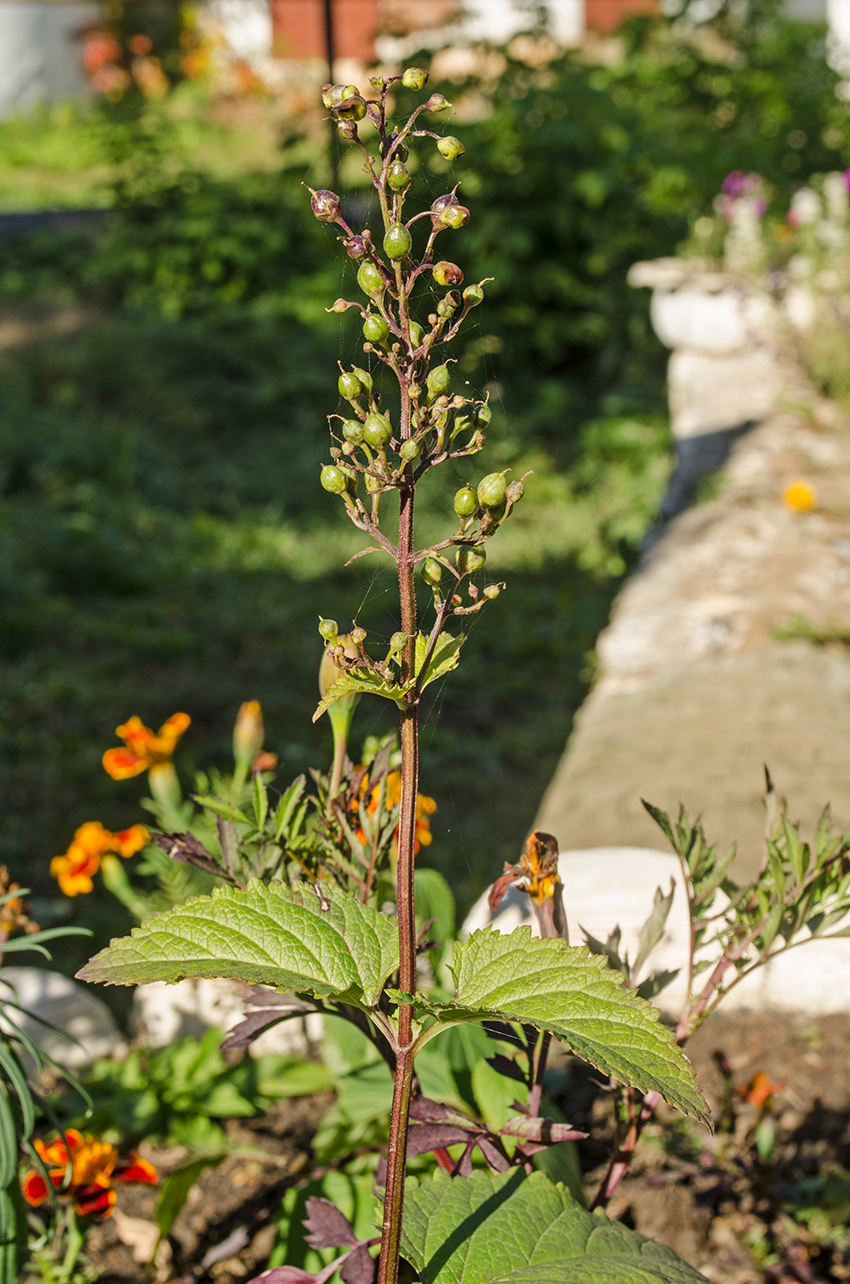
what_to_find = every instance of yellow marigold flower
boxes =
[102,712,190,779]
[783,479,817,512]
[51,822,150,896]
[22,1129,157,1220]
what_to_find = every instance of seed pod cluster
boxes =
[313,73,521,626]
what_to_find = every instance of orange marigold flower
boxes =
[22,1130,157,1220]
[356,769,436,855]
[51,822,150,896]
[103,712,190,780]
[739,1070,784,1112]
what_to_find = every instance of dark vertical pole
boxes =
[323,0,340,185]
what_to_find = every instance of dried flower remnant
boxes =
[22,1130,157,1219]
[51,821,149,896]
[488,830,567,940]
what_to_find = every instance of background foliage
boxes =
[0,3,844,960]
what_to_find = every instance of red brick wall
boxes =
[271,0,380,61]
[585,0,657,34]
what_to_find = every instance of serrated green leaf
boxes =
[313,669,409,721]
[642,800,676,849]
[428,928,708,1125]
[401,1169,711,1284]
[415,631,465,690]
[77,880,399,1009]
[191,795,252,825]
[253,773,269,831]
[634,881,675,977]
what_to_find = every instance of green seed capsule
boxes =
[456,545,486,574]
[427,93,451,113]
[318,617,339,641]
[335,93,367,121]
[363,313,389,343]
[363,413,392,449]
[321,464,348,494]
[389,630,408,652]
[464,283,485,307]
[483,584,502,600]
[341,418,364,444]
[338,371,362,400]
[357,261,385,297]
[399,438,419,462]
[402,67,429,90]
[387,161,411,192]
[474,403,492,427]
[437,136,465,160]
[505,479,524,505]
[423,558,443,586]
[352,366,373,394]
[427,364,451,397]
[409,321,423,349]
[384,224,412,260]
[439,204,470,230]
[454,485,478,518]
[477,472,508,509]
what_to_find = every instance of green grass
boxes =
[0,298,666,967]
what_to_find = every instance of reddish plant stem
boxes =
[376,374,418,1284]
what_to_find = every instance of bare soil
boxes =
[72,1010,850,1284]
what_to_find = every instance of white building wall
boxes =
[0,1,99,119]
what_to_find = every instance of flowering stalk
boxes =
[310,68,523,1284]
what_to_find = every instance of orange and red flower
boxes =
[51,821,149,897]
[22,1130,157,1220]
[739,1070,784,1113]
[102,713,190,780]
[355,769,436,857]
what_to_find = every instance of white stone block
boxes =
[132,977,322,1057]
[0,968,124,1069]
[462,847,850,1021]
[668,347,783,438]
[651,287,774,356]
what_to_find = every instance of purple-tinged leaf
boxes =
[221,1006,305,1050]
[409,1097,472,1126]
[304,1197,358,1249]
[152,832,225,880]
[474,1136,511,1173]
[407,1122,477,1157]
[247,1268,319,1284]
[455,1143,475,1176]
[340,1244,376,1284]
[499,1115,587,1144]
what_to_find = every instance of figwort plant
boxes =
[77,72,719,1284]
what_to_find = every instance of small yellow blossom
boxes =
[783,479,817,512]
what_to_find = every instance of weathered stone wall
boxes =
[534,265,850,879]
